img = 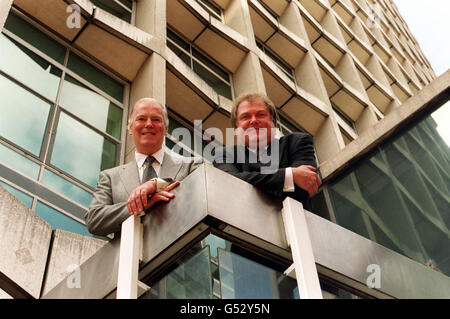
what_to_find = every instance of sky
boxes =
[393,0,449,145]
[394,0,449,76]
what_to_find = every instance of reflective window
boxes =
[3,12,66,64]
[67,52,124,102]
[1,11,125,237]
[141,246,213,299]
[328,101,450,276]
[256,39,296,83]
[35,201,92,237]
[0,34,62,101]
[59,75,123,139]
[0,74,51,156]
[0,143,40,180]
[218,248,298,299]
[279,115,304,135]
[0,181,33,208]
[333,104,356,131]
[51,112,117,188]
[167,28,232,99]
[41,169,93,208]
[91,0,133,23]
[196,0,223,21]
[141,234,299,299]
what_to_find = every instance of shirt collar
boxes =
[135,148,165,168]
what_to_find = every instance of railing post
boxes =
[282,197,323,299]
[116,215,142,299]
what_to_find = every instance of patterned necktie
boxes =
[142,156,157,183]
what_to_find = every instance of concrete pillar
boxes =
[336,52,366,93]
[233,51,266,97]
[126,53,167,162]
[135,0,166,39]
[224,0,254,44]
[0,0,13,31]
[280,1,309,44]
[295,51,330,105]
[314,116,345,163]
[355,106,378,133]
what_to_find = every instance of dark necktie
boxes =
[142,156,157,183]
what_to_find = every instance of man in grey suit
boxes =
[86,98,201,237]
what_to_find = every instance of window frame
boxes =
[166,27,234,100]
[0,9,130,236]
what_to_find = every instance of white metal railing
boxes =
[281,197,323,299]
[117,198,323,299]
[116,215,147,299]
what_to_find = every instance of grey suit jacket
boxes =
[85,151,202,236]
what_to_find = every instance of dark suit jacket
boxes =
[213,132,317,210]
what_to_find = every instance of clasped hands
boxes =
[126,180,180,216]
[292,165,322,197]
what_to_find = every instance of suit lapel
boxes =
[119,161,140,195]
[159,151,183,180]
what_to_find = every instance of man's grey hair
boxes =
[128,97,169,128]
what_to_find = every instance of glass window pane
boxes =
[193,61,232,99]
[167,40,191,67]
[0,181,33,208]
[196,0,222,20]
[218,247,298,299]
[204,234,227,258]
[91,0,132,22]
[117,0,133,9]
[328,101,450,277]
[51,112,117,188]
[59,75,122,139]
[0,144,40,180]
[35,201,91,237]
[41,169,93,208]
[0,75,51,156]
[192,48,229,81]
[167,29,190,52]
[141,245,213,299]
[4,12,66,63]
[0,34,62,101]
[67,53,124,102]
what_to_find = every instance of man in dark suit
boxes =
[86,98,201,236]
[213,93,321,210]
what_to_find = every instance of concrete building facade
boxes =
[0,0,448,299]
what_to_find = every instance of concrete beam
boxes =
[320,70,450,181]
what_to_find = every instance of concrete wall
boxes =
[0,187,52,298]
[0,186,107,298]
[42,230,107,295]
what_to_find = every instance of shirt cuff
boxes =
[283,167,295,192]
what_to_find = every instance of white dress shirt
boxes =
[135,148,165,183]
[257,139,295,193]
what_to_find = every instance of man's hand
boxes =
[127,181,181,216]
[147,181,180,209]
[292,165,322,197]
[126,180,157,216]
